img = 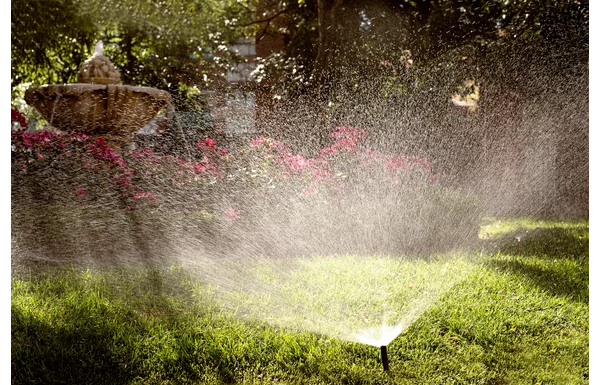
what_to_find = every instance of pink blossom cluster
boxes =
[248,126,437,196]
[11,109,28,128]
[217,126,439,226]
[87,138,127,169]
[12,122,437,221]
[196,138,229,157]
[13,129,63,149]
[327,125,367,149]
[12,129,162,207]
[224,208,242,221]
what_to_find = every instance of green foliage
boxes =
[14,0,586,88]
[11,0,587,111]
[92,0,242,98]
[246,0,587,96]
[11,0,254,109]
[11,0,97,86]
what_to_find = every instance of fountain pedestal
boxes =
[25,83,172,149]
[24,41,172,150]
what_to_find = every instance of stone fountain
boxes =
[25,41,172,149]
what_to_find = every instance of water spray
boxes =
[353,323,403,371]
[380,345,390,371]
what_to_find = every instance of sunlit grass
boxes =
[12,218,588,384]
[479,216,589,239]
[209,254,475,346]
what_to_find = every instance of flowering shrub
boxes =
[232,125,435,202]
[13,130,143,208]
[12,124,481,260]
[11,109,28,129]
[11,129,230,211]
[217,126,480,255]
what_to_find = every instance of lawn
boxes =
[11,219,588,384]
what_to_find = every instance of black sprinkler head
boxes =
[380,345,390,371]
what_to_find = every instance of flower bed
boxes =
[11,123,481,265]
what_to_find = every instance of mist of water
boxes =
[11,21,588,350]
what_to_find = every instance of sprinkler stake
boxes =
[380,345,390,371]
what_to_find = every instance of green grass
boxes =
[12,219,588,384]
[206,254,476,347]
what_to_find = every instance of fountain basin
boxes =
[25,83,172,144]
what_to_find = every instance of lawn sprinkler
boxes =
[354,323,403,371]
[380,345,390,371]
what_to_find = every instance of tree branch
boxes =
[239,8,289,27]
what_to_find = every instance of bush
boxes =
[11,125,482,267]
[220,126,482,255]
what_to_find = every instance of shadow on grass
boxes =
[483,226,588,303]
[488,258,588,303]
[12,306,139,385]
[482,225,588,260]
[10,270,239,385]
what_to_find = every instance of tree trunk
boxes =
[314,0,344,101]
[309,0,344,147]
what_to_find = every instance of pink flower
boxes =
[134,191,156,201]
[75,187,86,196]
[131,148,156,159]
[68,132,89,142]
[310,168,332,182]
[113,170,135,190]
[11,109,28,128]
[301,187,317,197]
[87,138,127,169]
[224,208,242,221]
[413,158,432,173]
[285,154,309,173]
[211,166,224,179]
[94,137,107,146]
[318,147,335,158]
[386,157,410,172]
[19,130,61,148]
[193,161,207,173]
[252,137,266,146]
[331,138,358,152]
[196,138,217,151]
